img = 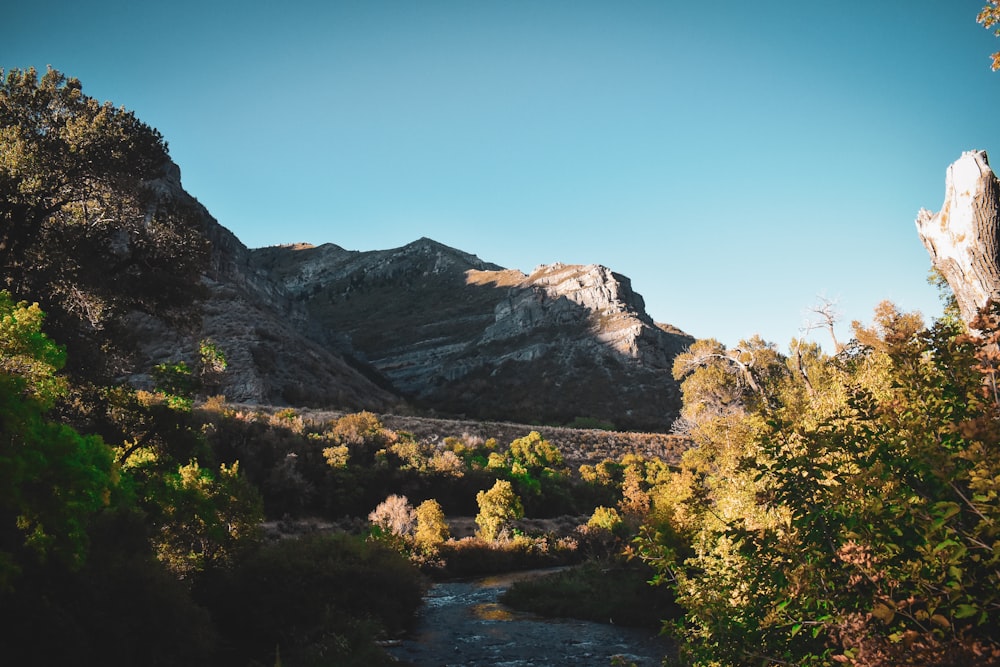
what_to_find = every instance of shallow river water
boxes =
[386,569,673,667]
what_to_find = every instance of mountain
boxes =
[51,161,694,430]
[124,162,402,412]
[250,238,694,430]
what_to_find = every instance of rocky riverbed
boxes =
[386,569,673,666]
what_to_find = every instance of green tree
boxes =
[587,506,623,533]
[151,460,262,578]
[507,431,564,476]
[197,338,227,395]
[152,360,196,406]
[0,67,207,378]
[475,479,524,542]
[0,292,115,586]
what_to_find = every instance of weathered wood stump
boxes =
[916,150,1000,326]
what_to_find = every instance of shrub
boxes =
[414,499,449,551]
[196,533,424,667]
[368,494,416,539]
[475,480,524,542]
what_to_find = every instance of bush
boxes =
[414,499,449,551]
[196,533,425,667]
[476,479,524,541]
[434,535,579,578]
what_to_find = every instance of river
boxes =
[386,569,673,666]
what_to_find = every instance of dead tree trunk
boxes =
[916,150,1000,326]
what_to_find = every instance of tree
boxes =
[475,480,524,542]
[414,499,449,551]
[152,460,262,578]
[980,1,1000,70]
[197,338,227,396]
[916,150,1000,328]
[587,506,623,533]
[0,292,115,586]
[639,303,1000,665]
[802,296,844,353]
[507,431,564,476]
[368,494,416,539]
[0,68,166,265]
[0,67,208,379]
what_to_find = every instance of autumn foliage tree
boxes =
[476,479,524,542]
[981,1,1000,70]
[639,301,1000,666]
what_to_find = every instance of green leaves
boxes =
[0,292,115,585]
[1,67,208,383]
[0,292,66,406]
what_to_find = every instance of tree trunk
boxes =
[916,150,1000,326]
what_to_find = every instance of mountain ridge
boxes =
[247,232,693,430]
[126,163,694,430]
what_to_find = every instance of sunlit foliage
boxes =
[638,302,1000,666]
[476,479,524,542]
[0,292,114,586]
[414,498,450,551]
[980,1,1000,70]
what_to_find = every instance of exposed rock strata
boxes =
[255,240,693,430]
[128,163,400,410]
[125,165,693,429]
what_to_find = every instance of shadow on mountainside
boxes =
[252,240,694,432]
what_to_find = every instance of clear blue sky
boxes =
[5,1,1000,349]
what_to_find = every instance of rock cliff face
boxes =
[254,240,693,430]
[128,165,693,429]
[128,164,400,411]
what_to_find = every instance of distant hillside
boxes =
[252,239,693,430]
[7,149,695,430]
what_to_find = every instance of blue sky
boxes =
[5,1,1000,349]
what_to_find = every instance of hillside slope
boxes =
[253,239,693,430]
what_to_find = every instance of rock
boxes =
[124,162,694,428]
[256,240,693,430]
[916,150,1000,325]
[128,162,401,410]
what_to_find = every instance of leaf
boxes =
[934,539,959,553]
[872,603,895,624]
[954,604,979,619]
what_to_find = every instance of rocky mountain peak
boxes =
[391,237,503,274]
[526,262,651,323]
[247,239,693,429]
[113,182,694,428]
